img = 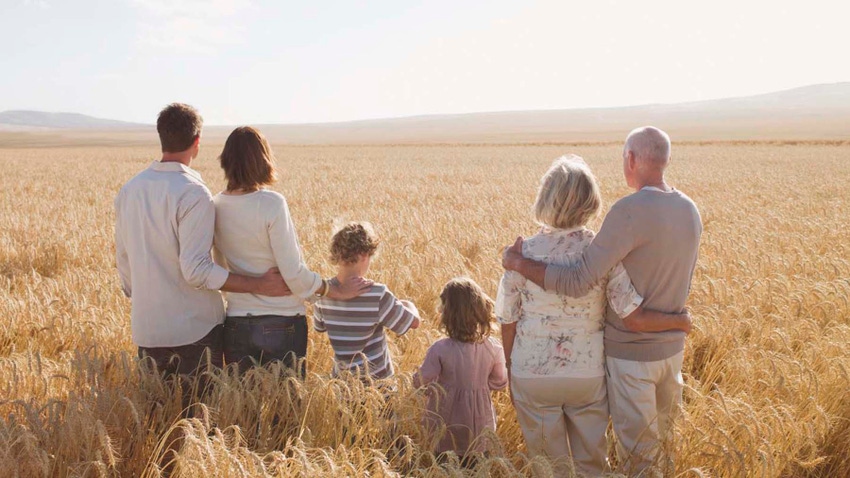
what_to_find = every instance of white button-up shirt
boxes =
[115,160,228,347]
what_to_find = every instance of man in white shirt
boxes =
[114,103,290,379]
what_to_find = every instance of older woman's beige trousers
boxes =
[511,375,608,477]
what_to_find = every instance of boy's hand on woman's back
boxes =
[327,276,374,300]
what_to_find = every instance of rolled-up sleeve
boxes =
[177,188,229,290]
[114,193,132,298]
[544,201,636,297]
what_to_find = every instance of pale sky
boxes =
[2,0,849,125]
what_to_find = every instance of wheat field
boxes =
[0,142,848,477]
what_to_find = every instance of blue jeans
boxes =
[223,314,308,377]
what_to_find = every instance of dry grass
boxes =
[0,143,848,477]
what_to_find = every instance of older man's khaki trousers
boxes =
[606,351,684,477]
[511,375,608,477]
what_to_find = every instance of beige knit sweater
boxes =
[544,187,702,362]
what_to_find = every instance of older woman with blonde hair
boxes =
[495,155,690,477]
[212,126,371,376]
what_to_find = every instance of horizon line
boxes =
[1,80,848,128]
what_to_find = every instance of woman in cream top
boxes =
[213,126,368,375]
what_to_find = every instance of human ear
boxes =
[628,152,638,172]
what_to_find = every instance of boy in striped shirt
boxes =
[314,222,420,380]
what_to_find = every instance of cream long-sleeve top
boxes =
[213,189,321,317]
[114,160,228,348]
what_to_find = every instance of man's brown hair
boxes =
[156,103,203,153]
[218,126,278,192]
[439,277,495,343]
[330,222,380,265]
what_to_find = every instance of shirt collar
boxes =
[149,160,204,182]
[543,225,586,235]
[641,185,675,193]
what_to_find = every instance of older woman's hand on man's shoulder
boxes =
[502,237,525,272]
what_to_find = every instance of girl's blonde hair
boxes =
[533,155,602,230]
[439,277,495,343]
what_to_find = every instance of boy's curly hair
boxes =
[439,277,495,343]
[330,222,380,265]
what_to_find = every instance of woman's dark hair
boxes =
[219,126,278,191]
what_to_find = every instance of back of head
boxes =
[157,103,203,153]
[533,155,601,230]
[219,126,278,191]
[330,222,380,265]
[439,277,494,343]
[624,126,671,169]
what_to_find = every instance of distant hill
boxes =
[0,110,146,130]
[231,82,850,143]
[1,83,848,146]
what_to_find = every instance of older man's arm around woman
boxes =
[503,127,702,476]
[496,155,694,478]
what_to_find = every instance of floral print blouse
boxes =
[496,227,643,378]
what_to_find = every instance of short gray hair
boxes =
[533,155,601,230]
[625,126,671,166]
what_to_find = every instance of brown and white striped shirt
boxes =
[313,282,417,380]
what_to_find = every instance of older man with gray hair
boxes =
[502,126,702,476]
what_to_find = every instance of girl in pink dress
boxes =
[414,277,509,465]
